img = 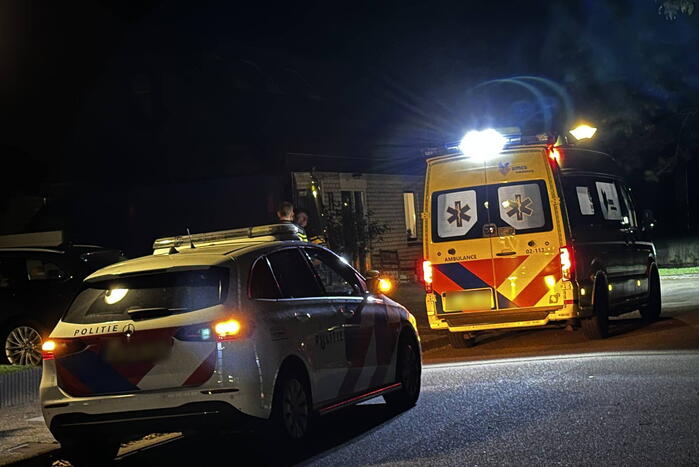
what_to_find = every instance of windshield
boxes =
[431,179,553,242]
[63,268,229,324]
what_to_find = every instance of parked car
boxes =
[40,223,421,466]
[0,231,125,365]
[421,129,660,348]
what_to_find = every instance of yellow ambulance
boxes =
[422,129,660,348]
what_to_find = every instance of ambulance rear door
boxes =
[484,148,565,311]
[427,156,497,314]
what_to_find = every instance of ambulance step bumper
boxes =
[444,310,550,327]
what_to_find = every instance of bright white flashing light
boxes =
[570,124,597,140]
[458,129,507,161]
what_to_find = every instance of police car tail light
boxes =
[41,339,86,360]
[560,246,574,281]
[214,318,243,341]
[41,340,56,360]
[421,260,433,292]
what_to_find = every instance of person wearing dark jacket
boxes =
[277,201,308,242]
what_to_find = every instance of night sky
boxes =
[1,0,698,245]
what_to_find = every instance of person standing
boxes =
[277,201,308,242]
[295,208,326,246]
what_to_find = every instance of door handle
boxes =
[496,251,516,256]
[337,305,355,317]
[294,312,311,321]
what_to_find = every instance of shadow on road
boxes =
[115,403,403,466]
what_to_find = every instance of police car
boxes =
[40,224,421,464]
[422,128,660,347]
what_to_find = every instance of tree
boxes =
[323,202,389,273]
[657,0,695,19]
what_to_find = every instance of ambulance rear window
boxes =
[63,268,229,324]
[431,180,553,242]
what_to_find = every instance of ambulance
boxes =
[422,129,660,348]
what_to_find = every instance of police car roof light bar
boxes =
[152,223,303,251]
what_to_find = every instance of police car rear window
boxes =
[432,180,553,242]
[63,268,229,324]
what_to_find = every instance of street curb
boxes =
[0,444,58,467]
[0,368,41,408]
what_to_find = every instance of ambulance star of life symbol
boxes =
[506,194,533,221]
[446,201,471,227]
[122,323,136,338]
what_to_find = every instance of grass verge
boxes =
[0,365,33,375]
[659,267,699,276]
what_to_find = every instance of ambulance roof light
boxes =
[458,128,508,162]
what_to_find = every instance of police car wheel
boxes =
[273,371,312,442]
[640,266,661,323]
[384,336,421,411]
[582,278,610,339]
[60,438,121,466]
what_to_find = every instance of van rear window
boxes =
[63,268,229,324]
[431,180,553,242]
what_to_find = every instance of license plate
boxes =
[443,288,494,312]
[103,340,172,364]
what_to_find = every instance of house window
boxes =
[403,192,418,241]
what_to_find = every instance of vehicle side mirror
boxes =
[641,209,656,232]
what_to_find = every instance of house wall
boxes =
[294,171,425,281]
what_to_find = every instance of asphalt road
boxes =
[106,351,699,466]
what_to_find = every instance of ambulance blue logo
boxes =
[498,161,511,175]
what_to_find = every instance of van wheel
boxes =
[640,266,661,323]
[60,438,121,466]
[384,334,421,411]
[272,368,313,443]
[447,331,475,349]
[582,278,609,339]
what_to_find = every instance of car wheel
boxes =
[582,277,609,339]
[272,369,313,442]
[384,334,421,411]
[2,323,43,366]
[639,266,662,323]
[447,331,475,349]
[59,438,121,467]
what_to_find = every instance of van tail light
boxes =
[421,260,433,292]
[560,246,574,281]
[548,145,562,165]
[41,339,87,360]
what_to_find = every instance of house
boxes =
[291,158,426,282]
